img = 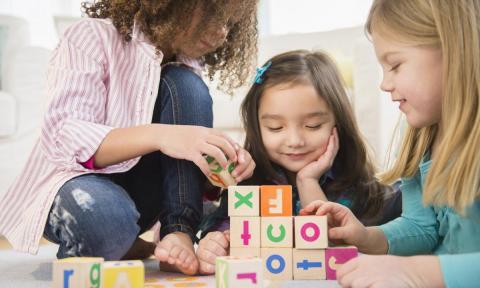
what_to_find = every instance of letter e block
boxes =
[102,260,144,288]
[261,248,293,281]
[326,246,358,280]
[293,249,326,280]
[228,186,259,216]
[52,257,103,288]
[260,185,292,216]
[230,217,260,248]
[215,256,263,288]
[294,216,328,249]
[261,216,293,247]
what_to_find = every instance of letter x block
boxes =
[294,216,328,249]
[102,260,144,288]
[205,155,237,188]
[261,216,293,247]
[325,246,358,280]
[215,256,263,288]
[228,186,260,216]
[52,257,103,288]
[230,216,260,248]
[260,185,292,216]
[261,248,293,281]
[293,249,326,280]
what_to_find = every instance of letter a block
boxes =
[293,249,326,280]
[260,185,292,216]
[228,186,259,216]
[261,248,293,281]
[326,246,358,280]
[230,216,260,248]
[52,257,103,288]
[294,216,328,249]
[102,260,144,288]
[215,256,263,288]
[261,216,293,247]
[205,155,237,188]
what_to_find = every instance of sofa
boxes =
[0,16,399,198]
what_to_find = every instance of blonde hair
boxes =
[367,0,480,213]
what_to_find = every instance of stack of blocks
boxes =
[52,258,144,288]
[224,185,358,282]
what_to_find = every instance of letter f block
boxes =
[260,185,292,216]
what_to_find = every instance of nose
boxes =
[286,129,305,148]
[380,71,394,92]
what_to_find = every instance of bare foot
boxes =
[154,232,199,275]
[122,237,156,260]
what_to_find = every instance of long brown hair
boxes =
[241,50,387,218]
[367,0,480,213]
[81,0,258,93]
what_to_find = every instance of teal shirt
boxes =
[378,156,480,287]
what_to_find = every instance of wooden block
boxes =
[228,186,260,216]
[216,256,263,287]
[294,216,328,249]
[293,249,326,280]
[261,248,293,281]
[102,260,144,288]
[205,155,237,188]
[52,257,103,288]
[260,185,292,216]
[260,216,293,247]
[230,247,261,257]
[230,216,260,248]
[326,246,358,280]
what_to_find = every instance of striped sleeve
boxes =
[39,20,113,171]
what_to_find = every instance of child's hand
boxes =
[297,128,339,182]
[300,200,367,247]
[196,230,230,275]
[336,255,443,288]
[231,146,255,183]
[156,125,238,177]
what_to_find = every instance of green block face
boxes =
[89,263,101,288]
[215,258,229,288]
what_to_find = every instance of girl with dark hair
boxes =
[195,50,401,274]
[0,0,258,276]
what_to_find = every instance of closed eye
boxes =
[267,127,282,132]
[390,63,401,71]
[306,124,322,129]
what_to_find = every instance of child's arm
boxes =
[439,252,480,287]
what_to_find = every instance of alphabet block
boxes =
[260,185,292,216]
[230,216,260,248]
[261,216,293,248]
[205,155,237,188]
[230,247,261,258]
[215,256,263,288]
[228,186,260,216]
[293,249,326,280]
[260,248,293,281]
[52,257,103,288]
[326,246,358,280]
[102,260,144,288]
[294,216,328,249]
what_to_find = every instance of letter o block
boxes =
[294,216,328,249]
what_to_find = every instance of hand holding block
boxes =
[261,216,293,248]
[293,249,326,280]
[102,260,144,288]
[230,216,260,248]
[52,257,103,288]
[216,256,263,288]
[326,246,358,280]
[260,185,292,216]
[294,216,328,249]
[228,186,260,216]
[260,248,293,281]
[205,155,237,188]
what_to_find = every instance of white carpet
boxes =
[0,244,340,287]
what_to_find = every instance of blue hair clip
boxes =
[254,61,272,84]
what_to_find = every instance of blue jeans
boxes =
[43,65,213,260]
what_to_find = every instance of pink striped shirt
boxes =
[0,18,202,254]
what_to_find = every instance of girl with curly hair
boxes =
[0,0,258,275]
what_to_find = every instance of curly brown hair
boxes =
[81,0,258,94]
